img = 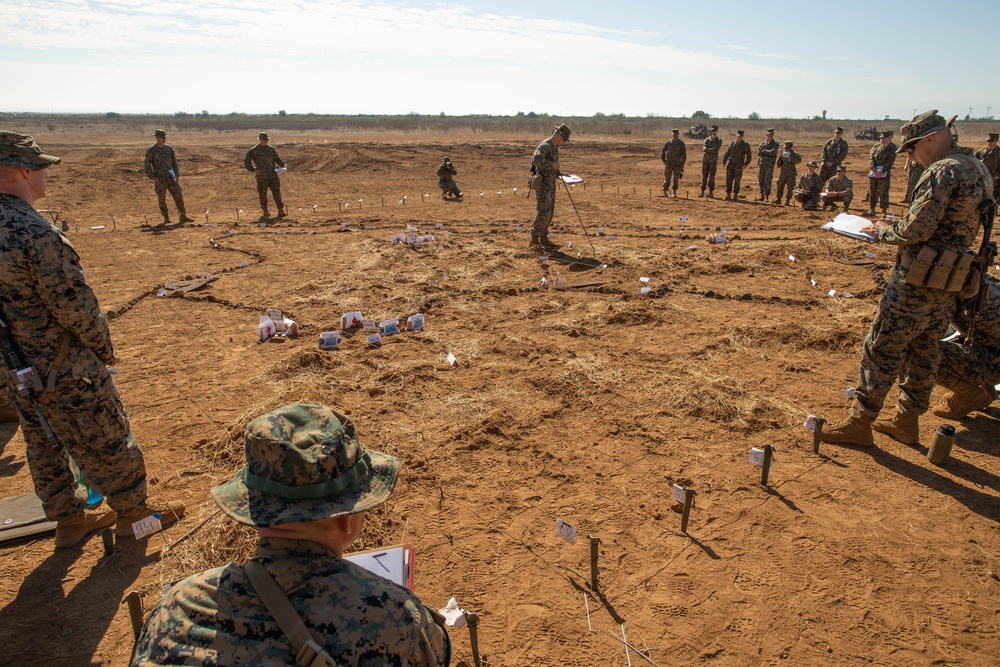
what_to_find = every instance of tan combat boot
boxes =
[54,509,116,548]
[528,235,544,249]
[932,381,993,419]
[115,500,186,538]
[178,213,195,223]
[872,413,920,445]
[819,414,874,447]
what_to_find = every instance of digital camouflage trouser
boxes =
[663,163,683,193]
[438,179,462,198]
[154,177,187,218]
[725,165,744,196]
[850,271,957,419]
[757,163,775,198]
[701,160,717,193]
[5,358,147,520]
[256,172,284,213]
[532,178,557,236]
[775,170,797,202]
[936,339,1000,389]
[866,176,892,211]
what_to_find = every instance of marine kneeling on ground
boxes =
[132,404,450,667]
[820,165,853,213]
[436,156,463,201]
[933,274,1000,419]
[793,161,823,210]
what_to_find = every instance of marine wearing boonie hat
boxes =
[988,133,999,142]
[258,132,269,140]
[211,404,400,527]
[836,165,847,172]
[554,124,571,140]
[0,131,62,170]
[897,109,958,152]
[784,140,793,147]
[806,160,818,168]
[153,129,167,138]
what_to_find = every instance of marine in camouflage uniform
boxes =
[820,127,849,184]
[774,141,802,205]
[244,132,286,221]
[975,132,1000,195]
[529,124,571,249]
[723,130,752,200]
[436,157,462,200]
[660,129,686,196]
[863,131,898,215]
[756,129,779,201]
[144,129,193,225]
[820,166,853,211]
[821,111,990,447]
[132,404,450,667]
[0,131,183,548]
[933,275,1000,418]
[793,161,823,210]
[903,158,925,204]
[700,125,722,197]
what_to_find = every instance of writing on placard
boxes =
[132,513,162,540]
[671,484,686,505]
[555,519,577,545]
[748,447,765,467]
[362,318,378,332]
[803,415,818,431]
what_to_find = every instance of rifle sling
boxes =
[44,331,72,392]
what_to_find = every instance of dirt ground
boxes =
[0,124,998,667]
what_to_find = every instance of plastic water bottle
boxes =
[80,473,104,508]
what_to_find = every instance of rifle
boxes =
[964,196,997,348]
[0,315,59,447]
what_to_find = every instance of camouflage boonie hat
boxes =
[766,128,775,134]
[806,160,819,168]
[989,133,999,142]
[897,110,957,152]
[0,131,62,170]
[710,125,719,131]
[153,129,167,138]
[836,165,847,172]
[555,124,571,140]
[672,128,680,134]
[784,141,793,147]
[211,404,400,527]
[258,132,269,140]
[835,127,844,133]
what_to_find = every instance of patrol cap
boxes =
[0,131,62,170]
[555,124,571,140]
[989,133,999,142]
[784,141,793,147]
[710,125,719,131]
[806,160,818,168]
[897,110,957,152]
[880,130,894,138]
[153,129,167,138]
[836,165,847,172]
[736,129,745,136]
[258,132,269,140]
[766,128,775,134]
[212,404,400,527]
[835,127,844,133]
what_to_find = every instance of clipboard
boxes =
[343,544,414,589]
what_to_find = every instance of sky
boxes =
[2,0,997,120]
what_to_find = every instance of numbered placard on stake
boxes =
[671,484,686,505]
[555,519,577,545]
[803,415,818,431]
[748,447,766,467]
[132,513,162,540]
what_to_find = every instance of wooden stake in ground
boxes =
[812,417,826,454]
[761,444,774,486]
[125,591,144,639]
[101,527,114,557]
[681,489,695,533]
[466,612,483,667]
[589,534,601,592]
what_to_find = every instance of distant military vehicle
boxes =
[855,126,880,141]
[685,124,711,139]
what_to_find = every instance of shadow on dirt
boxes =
[0,538,159,666]
[867,447,1000,523]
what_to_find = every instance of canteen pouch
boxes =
[925,249,958,290]
[529,174,543,192]
[944,252,975,293]
[903,246,937,287]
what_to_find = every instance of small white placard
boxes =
[640,287,651,295]
[267,309,284,330]
[362,318,378,332]
[341,312,363,329]
[538,255,549,262]
[639,277,650,283]
[319,331,341,350]
[438,598,467,628]
[132,513,162,540]
[864,251,876,259]
[156,289,167,297]
[810,278,817,287]
[407,314,424,331]
[803,415,817,431]
[788,255,796,262]
[844,386,857,399]
[671,484,686,504]
[447,353,457,366]
[828,289,837,297]
[240,260,249,268]
[555,519,577,545]
[390,233,406,245]
[679,215,689,223]
[379,318,400,336]
[366,332,382,346]
[748,447,765,467]
[559,173,584,184]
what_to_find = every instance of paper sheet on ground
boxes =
[821,213,877,243]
